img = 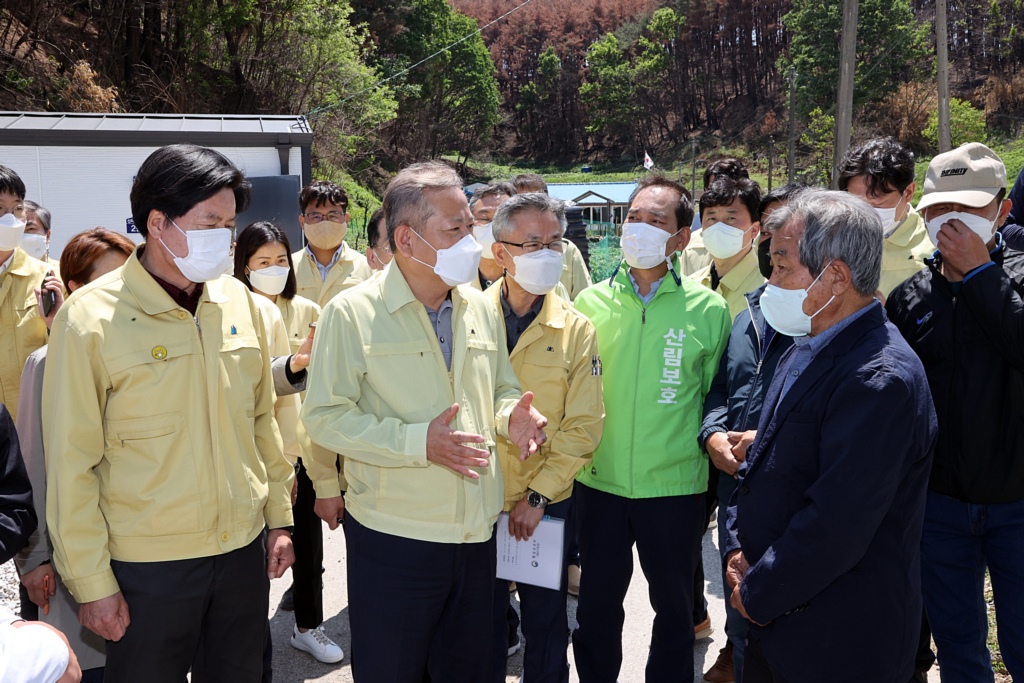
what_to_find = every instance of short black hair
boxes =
[233,221,298,300]
[759,182,810,216]
[703,158,749,191]
[699,177,762,223]
[130,144,250,239]
[366,207,386,248]
[837,137,915,196]
[511,174,548,194]
[629,175,694,230]
[0,165,26,200]
[300,180,349,213]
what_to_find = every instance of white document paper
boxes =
[495,512,566,591]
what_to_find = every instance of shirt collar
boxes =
[884,206,924,247]
[306,242,347,266]
[795,300,878,352]
[719,247,761,293]
[0,251,14,277]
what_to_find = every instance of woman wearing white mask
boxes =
[231,221,343,666]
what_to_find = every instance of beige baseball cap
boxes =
[917,142,1007,211]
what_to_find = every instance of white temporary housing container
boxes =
[0,111,313,256]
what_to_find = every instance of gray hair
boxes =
[24,199,51,233]
[491,192,567,243]
[765,188,883,296]
[383,161,463,249]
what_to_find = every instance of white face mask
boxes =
[621,222,678,269]
[506,246,563,296]
[248,265,290,296]
[411,231,483,287]
[20,234,48,261]
[474,222,496,260]
[0,213,26,251]
[158,217,234,283]
[925,211,995,248]
[702,221,750,259]
[759,260,836,337]
[304,220,347,251]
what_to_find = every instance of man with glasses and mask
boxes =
[42,144,296,682]
[571,176,731,683]
[838,137,932,298]
[485,192,604,683]
[0,165,50,422]
[303,161,549,683]
[293,180,372,307]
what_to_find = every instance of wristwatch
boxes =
[526,489,549,509]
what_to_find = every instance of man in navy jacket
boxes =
[723,189,937,683]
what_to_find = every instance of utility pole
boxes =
[936,0,952,151]
[788,67,797,183]
[832,0,858,189]
[768,136,774,193]
[690,138,697,199]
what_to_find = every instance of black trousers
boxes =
[292,458,324,629]
[572,484,704,683]
[345,512,496,683]
[744,633,792,683]
[105,531,269,683]
[692,466,719,624]
[491,497,574,683]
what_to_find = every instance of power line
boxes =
[306,0,535,119]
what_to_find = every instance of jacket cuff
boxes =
[699,425,727,451]
[527,469,572,503]
[264,498,294,530]
[312,476,343,499]
[403,422,430,465]
[65,568,120,604]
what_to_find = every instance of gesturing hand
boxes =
[289,326,316,374]
[79,591,131,641]
[427,404,490,478]
[508,392,548,460]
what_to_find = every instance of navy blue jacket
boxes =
[699,285,794,453]
[1001,166,1024,250]
[724,303,937,683]
[0,403,35,564]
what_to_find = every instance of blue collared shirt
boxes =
[627,269,665,306]
[777,300,880,404]
[306,243,345,282]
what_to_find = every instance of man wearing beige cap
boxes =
[886,142,1023,681]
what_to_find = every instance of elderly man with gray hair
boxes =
[485,192,605,682]
[302,161,549,683]
[721,189,938,683]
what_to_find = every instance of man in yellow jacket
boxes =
[302,161,549,683]
[484,192,605,683]
[292,180,373,307]
[837,137,932,298]
[42,145,295,683]
[0,166,49,422]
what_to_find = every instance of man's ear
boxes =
[830,260,854,296]
[671,226,691,254]
[997,198,1013,228]
[147,210,168,239]
[492,242,509,269]
[394,224,415,257]
[747,221,761,242]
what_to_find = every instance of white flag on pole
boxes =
[643,151,654,170]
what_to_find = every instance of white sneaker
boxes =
[291,624,345,663]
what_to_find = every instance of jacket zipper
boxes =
[630,302,646,495]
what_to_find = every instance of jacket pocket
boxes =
[103,413,201,537]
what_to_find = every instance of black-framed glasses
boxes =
[302,210,346,223]
[498,238,568,254]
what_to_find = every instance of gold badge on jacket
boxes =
[152,346,168,360]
